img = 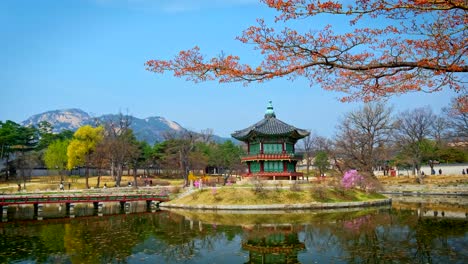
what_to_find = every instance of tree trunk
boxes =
[5,155,10,181]
[96,169,101,188]
[115,163,122,187]
[85,166,90,189]
[133,165,138,188]
[110,160,115,180]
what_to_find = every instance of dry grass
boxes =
[167,187,386,206]
[0,175,185,194]
[379,175,468,185]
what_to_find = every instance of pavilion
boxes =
[231,101,310,180]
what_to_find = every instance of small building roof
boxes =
[231,101,310,141]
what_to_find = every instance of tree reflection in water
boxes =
[0,201,466,263]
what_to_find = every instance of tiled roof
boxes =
[231,115,309,141]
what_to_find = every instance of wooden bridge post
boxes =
[2,205,8,222]
[34,204,43,221]
[150,201,160,212]
[34,203,44,215]
[68,203,75,218]
[97,202,104,216]
[124,202,131,214]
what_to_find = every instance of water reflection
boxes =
[242,224,305,263]
[0,199,466,263]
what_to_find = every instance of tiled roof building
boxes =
[232,101,309,180]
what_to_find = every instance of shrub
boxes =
[311,185,326,200]
[211,187,221,201]
[341,170,365,189]
[290,182,301,192]
[341,170,382,192]
[274,181,283,192]
[252,177,266,196]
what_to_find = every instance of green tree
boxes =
[437,147,467,163]
[313,151,330,177]
[35,121,55,151]
[162,131,197,185]
[67,125,104,188]
[0,120,22,180]
[35,121,74,151]
[140,141,155,176]
[15,125,39,187]
[127,132,144,187]
[210,140,244,184]
[149,141,168,176]
[44,139,69,181]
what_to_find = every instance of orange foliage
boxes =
[146,0,467,111]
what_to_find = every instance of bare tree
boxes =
[334,103,394,178]
[102,112,136,187]
[431,116,449,145]
[199,128,214,144]
[443,97,468,141]
[301,133,314,177]
[394,106,435,177]
[92,140,112,188]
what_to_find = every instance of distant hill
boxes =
[21,109,231,145]
[22,108,91,132]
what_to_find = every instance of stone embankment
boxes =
[381,184,467,196]
[159,198,392,210]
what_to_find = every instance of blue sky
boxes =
[0,0,459,138]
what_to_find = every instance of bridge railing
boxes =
[0,193,170,206]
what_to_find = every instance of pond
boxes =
[0,196,467,263]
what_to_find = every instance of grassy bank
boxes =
[167,187,386,206]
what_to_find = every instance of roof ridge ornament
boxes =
[264,100,276,118]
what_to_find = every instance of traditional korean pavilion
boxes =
[231,101,310,180]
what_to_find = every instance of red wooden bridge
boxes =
[0,193,170,206]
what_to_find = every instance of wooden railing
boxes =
[241,153,303,161]
[0,193,170,206]
[243,172,304,177]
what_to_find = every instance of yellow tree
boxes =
[67,125,104,189]
[44,139,69,182]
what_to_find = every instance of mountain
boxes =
[22,108,91,132]
[98,114,184,144]
[21,109,231,145]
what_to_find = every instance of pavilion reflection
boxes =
[242,224,305,264]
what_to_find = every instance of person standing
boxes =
[439,169,442,175]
